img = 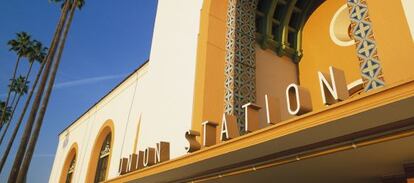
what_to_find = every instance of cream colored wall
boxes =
[49,66,148,183]
[138,0,203,158]
[401,0,414,41]
[49,0,204,182]
[255,45,298,127]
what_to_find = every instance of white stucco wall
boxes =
[49,0,203,182]
[138,0,203,158]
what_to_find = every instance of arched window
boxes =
[59,143,78,183]
[65,155,76,183]
[94,133,111,183]
[86,120,114,183]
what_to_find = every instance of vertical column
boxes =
[347,0,385,91]
[225,0,258,133]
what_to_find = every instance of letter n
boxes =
[318,66,349,105]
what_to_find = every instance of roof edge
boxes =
[58,59,150,136]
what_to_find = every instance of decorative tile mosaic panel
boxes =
[225,0,258,133]
[347,0,385,91]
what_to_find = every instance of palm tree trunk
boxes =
[7,2,71,182]
[0,63,45,173]
[0,61,35,146]
[9,93,17,118]
[16,1,78,181]
[27,62,34,77]
[0,56,21,124]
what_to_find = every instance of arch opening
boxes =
[94,133,112,183]
[59,143,78,183]
[85,120,114,183]
[255,0,325,62]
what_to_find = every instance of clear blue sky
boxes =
[0,0,157,182]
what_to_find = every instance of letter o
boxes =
[286,84,312,116]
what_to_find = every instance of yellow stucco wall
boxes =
[299,0,361,111]
[299,0,414,111]
[256,46,298,126]
[58,143,78,183]
[193,0,414,131]
[192,0,227,135]
[106,0,414,181]
[367,0,414,84]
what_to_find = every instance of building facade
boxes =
[49,0,414,182]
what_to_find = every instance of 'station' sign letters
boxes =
[118,66,361,175]
[185,66,354,152]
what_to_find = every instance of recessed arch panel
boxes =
[85,120,115,183]
[59,143,78,183]
[255,0,325,62]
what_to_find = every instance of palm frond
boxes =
[51,0,85,10]
[0,101,12,123]
[7,31,33,58]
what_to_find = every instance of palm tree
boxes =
[26,41,48,80]
[8,76,29,113]
[0,40,41,143]
[0,76,25,141]
[8,78,20,108]
[0,76,29,145]
[1,32,32,124]
[0,41,48,145]
[0,78,20,133]
[16,1,84,181]
[7,1,75,182]
[0,101,12,129]
[0,43,47,173]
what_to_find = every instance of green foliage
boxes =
[0,101,12,124]
[27,40,48,64]
[50,0,85,10]
[7,32,32,58]
[9,76,29,96]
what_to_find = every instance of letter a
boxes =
[220,114,240,141]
